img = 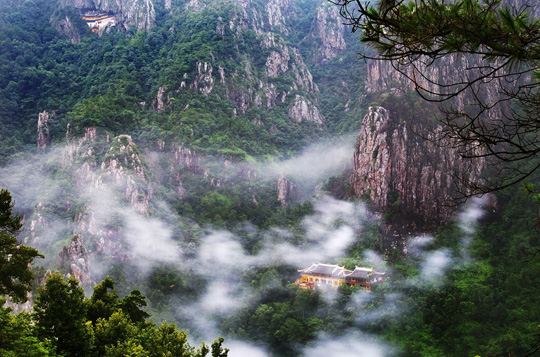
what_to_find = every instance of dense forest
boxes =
[1,0,540,356]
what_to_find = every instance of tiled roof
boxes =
[346,267,372,280]
[299,263,386,283]
[299,263,349,278]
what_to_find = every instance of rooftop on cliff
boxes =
[82,10,116,33]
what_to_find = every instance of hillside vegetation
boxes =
[0,0,539,356]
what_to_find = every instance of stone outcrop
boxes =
[277,173,296,206]
[37,111,54,149]
[266,49,290,78]
[52,15,82,43]
[265,0,292,34]
[170,0,322,122]
[311,4,346,64]
[365,53,505,124]
[191,62,215,95]
[58,235,93,286]
[352,12,513,240]
[352,106,484,236]
[27,202,49,245]
[155,87,168,112]
[117,0,155,31]
[101,135,152,215]
[288,95,324,124]
[173,144,202,173]
[36,129,156,283]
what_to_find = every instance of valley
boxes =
[0,0,539,356]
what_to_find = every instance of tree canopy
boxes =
[330,0,540,194]
[29,273,229,357]
[0,189,42,303]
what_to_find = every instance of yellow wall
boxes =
[296,274,346,291]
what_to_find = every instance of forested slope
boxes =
[0,0,539,356]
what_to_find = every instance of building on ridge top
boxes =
[295,263,385,291]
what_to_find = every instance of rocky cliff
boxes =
[58,235,93,286]
[310,4,346,64]
[353,52,494,238]
[60,0,155,31]
[30,128,155,284]
[26,125,298,284]
[20,0,361,280]
[52,0,354,127]
[352,106,484,236]
[37,111,54,149]
[165,0,328,125]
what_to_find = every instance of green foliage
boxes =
[27,273,228,357]
[0,189,43,302]
[69,85,140,136]
[0,0,349,164]
[142,322,191,356]
[94,310,140,356]
[119,290,151,324]
[87,276,150,326]
[0,299,57,357]
[0,189,23,234]
[222,276,328,356]
[4,1,540,356]
[34,272,92,357]
[377,173,540,356]
[87,276,120,324]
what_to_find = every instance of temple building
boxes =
[82,11,116,33]
[295,263,385,291]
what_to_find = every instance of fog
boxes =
[0,136,487,356]
[303,333,393,357]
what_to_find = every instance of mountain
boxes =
[2,1,540,356]
[0,0,365,288]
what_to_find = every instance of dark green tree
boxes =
[141,322,191,356]
[93,310,140,357]
[87,276,119,324]
[0,189,42,302]
[34,272,93,357]
[87,276,150,324]
[0,298,56,357]
[210,337,228,357]
[0,189,23,235]
[118,289,150,324]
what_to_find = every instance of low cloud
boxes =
[418,249,452,285]
[0,137,489,356]
[265,135,355,183]
[180,194,370,340]
[225,341,269,357]
[303,333,393,357]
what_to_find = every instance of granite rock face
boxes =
[352,103,485,239]
[277,173,297,206]
[349,1,518,240]
[311,4,346,64]
[163,0,324,124]
[59,0,155,31]
[58,235,93,286]
[37,111,54,149]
